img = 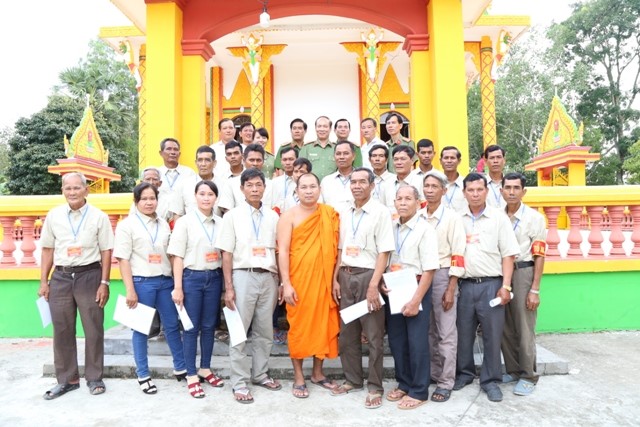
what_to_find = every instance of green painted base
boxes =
[1,271,639,337]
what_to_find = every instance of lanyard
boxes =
[284,175,291,198]
[351,209,366,239]
[512,204,525,231]
[250,206,263,241]
[67,206,89,241]
[135,213,159,246]
[433,207,444,229]
[196,212,215,245]
[165,169,179,190]
[338,174,350,188]
[490,182,501,205]
[395,223,413,254]
[445,185,457,208]
[470,207,485,228]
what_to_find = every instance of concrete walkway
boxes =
[1,331,639,426]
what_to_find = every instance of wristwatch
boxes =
[100,280,110,286]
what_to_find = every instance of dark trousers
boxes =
[456,277,504,389]
[386,287,432,400]
[338,267,385,393]
[49,265,104,384]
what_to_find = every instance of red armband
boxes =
[450,254,465,268]
[531,240,546,257]
[272,206,281,216]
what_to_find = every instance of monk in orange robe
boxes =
[277,173,340,398]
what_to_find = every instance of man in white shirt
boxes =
[211,118,237,178]
[484,145,507,209]
[440,146,467,214]
[360,118,385,170]
[321,141,356,211]
[271,146,297,214]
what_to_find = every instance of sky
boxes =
[0,0,574,130]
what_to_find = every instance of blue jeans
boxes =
[182,268,223,376]
[132,275,185,379]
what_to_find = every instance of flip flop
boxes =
[233,387,254,404]
[386,387,408,402]
[252,377,282,391]
[43,383,80,400]
[398,395,428,410]
[87,380,106,396]
[365,392,383,409]
[292,383,309,399]
[310,377,337,390]
[331,383,364,396]
[431,387,451,402]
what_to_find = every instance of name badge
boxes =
[389,263,403,272]
[466,233,480,244]
[148,253,162,264]
[67,246,82,257]
[252,246,267,258]
[205,251,220,263]
[345,245,361,257]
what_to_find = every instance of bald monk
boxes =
[277,173,340,398]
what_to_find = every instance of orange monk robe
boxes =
[287,204,340,359]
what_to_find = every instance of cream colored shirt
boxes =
[113,211,172,277]
[388,213,439,275]
[444,174,467,214]
[167,175,225,217]
[41,202,114,267]
[271,174,296,212]
[380,174,423,213]
[487,178,506,209]
[167,210,223,270]
[321,171,354,212]
[217,175,273,211]
[410,167,441,198]
[509,203,547,262]
[422,204,466,278]
[215,200,278,273]
[373,170,396,203]
[339,198,395,269]
[461,205,519,278]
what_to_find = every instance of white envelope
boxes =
[175,304,194,331]
[339,294,386,324]
[223,306,247,347]
[382,269,423,315]
[113,295,157,335]
[36,296,52,328]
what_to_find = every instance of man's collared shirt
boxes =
[461,205,519,278]
[486,177,506,209]
[274,141,304,169]
[217,175,273,211]
[114,211,172,277]
[167,210,223,270]
[211,140,231,179]
[215,200,278,273]
[271,174,296,213]
[389,213,439,275]
[422,204,466,278]
[298,140,336,181]
[509,203,547,262]
[321,171,354,212]
[385,137,415,173]
[373,170,396,203]
[263,151,276,179]
[444,174,468,214]
[338,198,395,269]
[361,137,385,170]
[380,174,424,212]
[41,203,114,267]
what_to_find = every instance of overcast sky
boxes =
[0,0,573,130]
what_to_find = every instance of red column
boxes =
[543,207,562,259]
[0,217,17,267]
[566,206,584,258]
[586,206,605,258]
[108,214,120,266]
[18,216,37,266]
[629,205,640,257]
[608,206,627,257]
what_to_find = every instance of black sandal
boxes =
[87,380,106,395]
[431,387,451,402]
[43,383,80,400]
[138,377,157,394]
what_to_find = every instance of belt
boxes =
[461,276,501,284]
[515,261,534,269]
[340,266,372,274]
[55,261,101,274]
[235,267,271,274]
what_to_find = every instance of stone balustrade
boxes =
[0,187,639,271]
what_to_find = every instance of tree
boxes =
[549,0,640,184]
[0,126,12,194]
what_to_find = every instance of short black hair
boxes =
[417,139,434,150]
[160,137,180,151]
[463,172,487,189]
[334,118,350,130]
[194,180,219,197]
[196,145,215,161]
[351,167,375,184]
[361,117,377,127]
[368,144,388,159]
[240,168,265,186]
[243,143,265,160]
[502,172,526,188]
[440,145,461,159]
[484,144,506,159]
[239,122,255,133]
[385,112,404,127]
[335,140,356,154]
[293,157,312,172]
[133,182,158,203]
[224,140,243,154]
[254,127,269,140]
[290,118,307,131]
[281,146,298,158]
[218,118,233,130]
[392,144,415,159]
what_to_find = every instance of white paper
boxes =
[113,295,157,334]
[339,294,386,324]
[383,269,423,315]
[223,306,247,347]
[175,304,194,331]
[36,296,52,328]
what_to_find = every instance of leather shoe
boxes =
[453,377,473,391]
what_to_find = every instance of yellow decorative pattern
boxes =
[98,26,145,38]
[480,36,497,149]
[538,95,584,153]
[474,15,532,27]
[67,105,109,164]
[138,44,147,172]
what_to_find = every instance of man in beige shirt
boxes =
[156,138,197,221]
[216,168,282,404]
[421,170,466,402]
[484,145,507,209]
[440,146,467,214]
[331,168,395,409]
[39,172,114,400]
[321,141,356,211]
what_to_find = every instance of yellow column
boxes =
[145,2,183,169]
[567,163,586,186]
[210,67,222,143]
[181,54,207,165]
[480,36,497,150]
[138,44,147,173]
[427,0,469,171]
[408,48,433,142]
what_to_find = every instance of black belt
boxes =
[461,276,501,284]
[340,266,372,274]
[515,261,534,269]
[235,267,271,274]
[55,261,101,274]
